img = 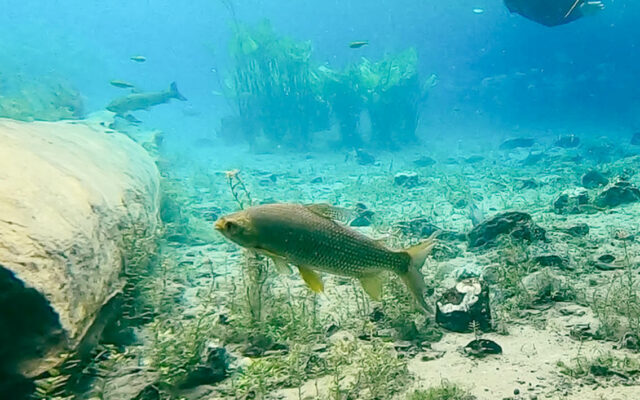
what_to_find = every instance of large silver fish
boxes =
[106,82,186,115]
[215,203,435,313]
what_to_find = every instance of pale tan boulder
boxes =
[0,118,160,376]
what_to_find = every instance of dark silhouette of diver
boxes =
[504,0,604,26]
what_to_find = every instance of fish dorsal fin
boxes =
[304,203,351,222]
[298,266,324,293]
[359,273,383,300]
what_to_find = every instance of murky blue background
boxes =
[0,0,637,147]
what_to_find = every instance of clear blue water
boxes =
[1,0,637,148]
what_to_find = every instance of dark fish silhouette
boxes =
[349,41,369,49]
[106,82,186,115]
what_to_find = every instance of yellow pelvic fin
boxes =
[298,266,324,293]
[359,273,384,301]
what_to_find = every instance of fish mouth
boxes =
[214,218,226,231]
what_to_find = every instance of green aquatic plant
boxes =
[229,343,318,398]
[557,352,640,381]
[326,337,411,400]
[590,239,640,342]
[406,381,475,400]
[356,48,433,149]
[32,368,73,400]
[317,65,366,148]
[491,240,534,313]
[221,21,436,150]
[225,20,330,148]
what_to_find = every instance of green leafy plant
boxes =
[224,20,330,148]
[356,48,432,148]
[557,352,640,381]
[406,381,475,400]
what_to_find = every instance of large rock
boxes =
[0,118,160,377]
[595,180,640,208]
[552,188,589,215]
[468,211,546,249]
[436,278,491,333]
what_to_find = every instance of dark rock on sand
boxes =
[555,134,580,148]
[597,254,615,263]
[393,171,420,188]
[595,180,640,208]
[499,137,535,150]
[534,254,569,270]
[350,205,374,227]
[581,170,608,189]
[178,344,232,389]
[355,148,375,165]
[310,176,323,184]
[463,339,502,358]
[436,278,491,333]
[468,211,546,249]
[414,155,436,167]
[522,268,574,304]
[562,223,590,237]
[552,188,589,215]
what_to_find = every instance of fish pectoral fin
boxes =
[298,266,324,293]
[304,203,352,222]
[270,256,292,275]
[255,249,292,275]
[359,273,384,301]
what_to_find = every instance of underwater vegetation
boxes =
[221,20,435,150]
[223,20,330,148]
[0,72,84,121]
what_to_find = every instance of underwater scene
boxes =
[1,0,640,399]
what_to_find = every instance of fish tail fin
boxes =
[400,237,436,314]
[169,81,187,101]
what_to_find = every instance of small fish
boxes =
[215,203,435,313]
[106,82,187,115]
[130,55,146,63]
[109,80,135,89]
[472,8,485,14]
[349,41,369,49]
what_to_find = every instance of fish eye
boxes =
[225,220,239,233]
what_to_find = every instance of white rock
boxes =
[0,118,160,376]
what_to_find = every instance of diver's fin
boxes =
[170,81,187,101]
[399,237,437,314]
[298,266,324,293]
[304,203,352,222]
[359,273,384,301]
